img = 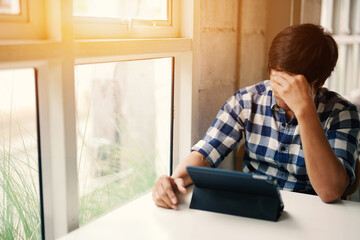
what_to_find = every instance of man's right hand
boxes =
[152,175,187,210]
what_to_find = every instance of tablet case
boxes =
[187,166,284,222]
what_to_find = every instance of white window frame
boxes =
[0,0,46,39]
[321,0,360,99]
[0,0,193,239]
[73,0,180,39]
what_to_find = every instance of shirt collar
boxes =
[270,90,278,111]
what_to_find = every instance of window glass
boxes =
[0,68,41,239]
[73,0,168,20]
[0,0,20,14]
[321,0,360,99]
[75,58,172,225]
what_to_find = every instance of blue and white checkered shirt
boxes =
[191,80,360,192]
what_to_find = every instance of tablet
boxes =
[187,166,282,199]
[187,166,284,221]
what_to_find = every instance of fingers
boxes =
[271,72,290,88]
[152,175,179,210]
[269,79,280,89]
[272,70,307,86]
[161,176,178,205]
[174,178,187,194]
[155,199,169,209]
[271,69,296,80]
[269,80,283,98]
[153,191,178,210]
[273,72,311,98]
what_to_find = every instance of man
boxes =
[152,23,360,209]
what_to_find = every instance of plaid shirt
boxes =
[191,80,360,192]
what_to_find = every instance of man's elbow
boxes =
[319,192,341,203]
[318,180,349,203]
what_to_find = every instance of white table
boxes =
[59,186,360,240]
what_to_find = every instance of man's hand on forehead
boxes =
[270,70,314,116]
[271,70,314,96]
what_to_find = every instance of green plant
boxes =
[78,123,158,225]
[0,116,41,240]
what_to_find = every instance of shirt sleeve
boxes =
[326,104,360,188]
[191,93,246,167]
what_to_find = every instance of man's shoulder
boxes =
[235,80,271,97]
[317,88,359,113]
[231,81,272,110]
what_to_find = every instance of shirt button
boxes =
[281,123,286,127]
[281,146,286,151]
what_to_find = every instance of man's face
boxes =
[270,69,319,112]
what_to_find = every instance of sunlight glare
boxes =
[73,0,167,20]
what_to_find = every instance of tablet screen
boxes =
[187,166,281,199]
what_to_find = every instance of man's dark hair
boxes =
[268,23,338,88]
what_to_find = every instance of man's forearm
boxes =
[297,104,349,202]
[171,151,211,187]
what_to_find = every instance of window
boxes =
[0,0,191,238]
[321,0,360,100]
[73,0,168,20]
[0,0,20,14]
[0,0,44,39]
[73,0,179,39]
[0,68,42,240]
[75,58,173,225]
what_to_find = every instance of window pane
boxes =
[73,0,168,20]
[0,0,20,14]
[0,68,42,239]
[321,0,360,100]
[75,58,172,225]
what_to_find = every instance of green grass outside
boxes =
[1,120,159,239]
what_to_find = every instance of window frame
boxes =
[73,0,180,39]
[320,0,360,98]
[0,0,27,21]
[0,0,193,239]
[0,0,46,39]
